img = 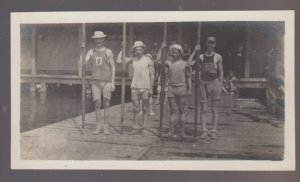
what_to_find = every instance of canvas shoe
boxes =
[208,130,217,140]
[199,130,210,140]
[92,125,102,134]
[132,124,142,130]
[103,125,111,135]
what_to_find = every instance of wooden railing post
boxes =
[31,25,37,75]
[81,23,86,129]
[194,22,201,137]
[121,23,127,134]
[160,22,167,137]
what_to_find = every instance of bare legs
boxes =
[165,97,177,136]
[93,98,111,134]
[149,96,155,115]
[200,100,219,139]
[165,95,187,137]
[132,98,149,129]
[132,99,140,129]
[211,100,219,131]
[93,99,103,134]
[200,102,208,131]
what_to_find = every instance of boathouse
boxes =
[20,22,285,116]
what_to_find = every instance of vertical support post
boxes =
[245,23,252,78]
[128,24,134,52]
[78,25,83,76]
[31,25,37,75]
[128,24,134,76]
[194,22,201,137]
[81,23,86,129]
[30,25,37,93]
[121,23,127,134]
[178,23,183,45]
[160,22,167,137]
[278,29,284,76]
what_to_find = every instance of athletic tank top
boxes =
[167,59,186,86]
[90,48,112,82]
[201,53,218,81]
[131,56,151,89]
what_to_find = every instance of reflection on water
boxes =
[20,83,131,132]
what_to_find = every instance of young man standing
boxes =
[117,41,154,130]
[154,41,175,105]
[85,31,115,134]
[188,37,224,140]
[160,43,192,138]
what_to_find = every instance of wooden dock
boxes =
[21,98,284,160]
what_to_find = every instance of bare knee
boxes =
[200,103,207,113]
[94,99,102,110]
[211,101,219,113]
[142,99,149,112]
[168,98,177,114]
[103,98,110,108]
[132,100,140,113]
[178,97,186,114]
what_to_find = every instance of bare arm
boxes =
[186,65,192,95]
[156,41,167,64]
[107,50,116,87]
[85,49,93,64]
[116,50,132,64]
[187,44,200,67]
[218,56,224,87]
[149,59,155,91]
[187,50,196,67]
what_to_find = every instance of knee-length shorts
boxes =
[199,79,221,102]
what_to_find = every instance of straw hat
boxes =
[132,41,146,49]
[92,31,107,39]
[169,44,183,53]
[207,36,216,42]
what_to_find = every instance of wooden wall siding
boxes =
[20,22,284,79]
[21,25,34,70]
[36,26,80,73]
[247,22,284,78]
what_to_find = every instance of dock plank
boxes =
[21,100,284,160]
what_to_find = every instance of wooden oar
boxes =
[81,23,86,129]
[121,23,127,134]
[159,22,167,137]
[194,22,201,136]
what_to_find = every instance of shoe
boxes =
[208,130,217,140]
[163,129,175,137]
[103,126,111,135]
[149,111,155,116]
[180,130,189,138]
[199,130,210,140]
[92,125,102,134]
[132,124,142,130]
[140,124,150,129]
[138,111,143,116]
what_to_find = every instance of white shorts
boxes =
[157,85,168,93]
[92,82,112,101]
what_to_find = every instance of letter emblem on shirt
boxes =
[95,57,103,65]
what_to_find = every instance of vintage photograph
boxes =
[11,11,295,170]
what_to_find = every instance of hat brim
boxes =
[92,35,107,39]
[207,40,216,43]
[132,45,146,49]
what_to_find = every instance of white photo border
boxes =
[11,11,295,170]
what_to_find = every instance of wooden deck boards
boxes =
[21,100,284,160]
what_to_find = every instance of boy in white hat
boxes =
[117,41,154,130]
[159,43,192,138]
[85,31,116,135]
[188,36,224,140]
